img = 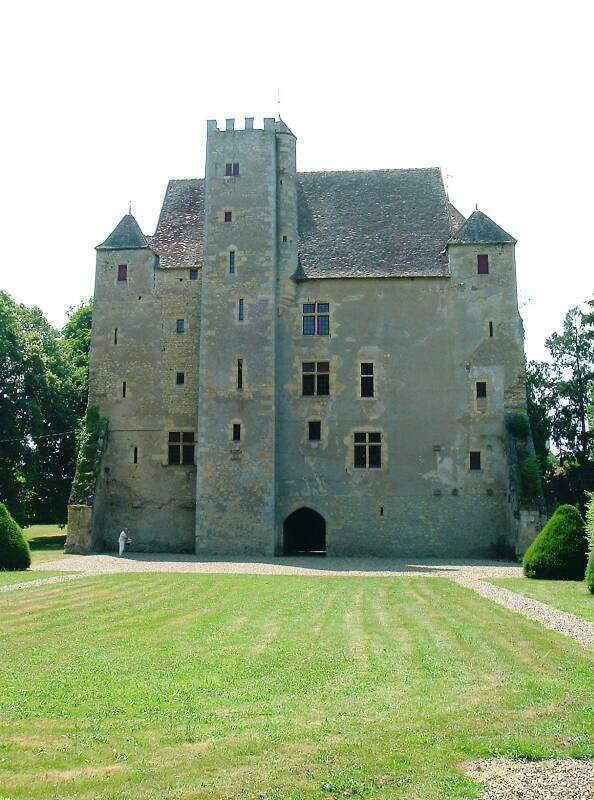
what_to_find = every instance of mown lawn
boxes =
[23,523,73,565]
[0,574,592,800]
[0,571,66,586]
[490,577,594,622]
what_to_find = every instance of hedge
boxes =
[0,502,31,570]
[523,504,587,580]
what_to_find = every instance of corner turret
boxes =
[96,213,151,251]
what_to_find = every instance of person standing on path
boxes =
[118,529,127,557]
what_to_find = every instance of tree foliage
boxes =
[0,293,92,524]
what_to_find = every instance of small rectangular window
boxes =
[470,451,482,470]
[476,381,487,399]
[176,372,185,386]
[189,269,198,280]
[302,361,329,396]
[308,420,321,441]
[354,432,382,469]
[133,447,138,465]
[489,321,494,337]
[225,163,233,176]
[229,251,235,273]
[361,362,374,398]
[176,319,185,333]
[232,423,241,442]
[237,359,243,390]
[232,162,240,176]
[282,234,288,243]
[114,328,118,345]
[477,254,489,274]
[224,211,232,223]
[117,264,127,282]
[238,299,244,321]
[122,381,126,398]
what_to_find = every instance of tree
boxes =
[0,293,92,525]
[523,504,587,580]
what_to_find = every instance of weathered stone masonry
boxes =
[66,116,541,557]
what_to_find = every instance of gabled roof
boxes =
[295,168,452,279]
[448,209,516,245]
[96,214,149,250]
[448,202,465,235]
[149,179,204,268]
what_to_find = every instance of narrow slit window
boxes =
[133,447,138,465]
[122,381,126,398]
[224,210,232,223]
[470,451,482,470]
[232,423,241,442]
[308,420,321,441]
[176,372,185,386]
[117,264,127,282]
[477,254,489,274]
[114,328,118,345]
[176,318,185,334]
[237,359,243,390]
[238,299,244,321]
[229,251,236,273]
[489,321,494,337]
[360,363,374,398]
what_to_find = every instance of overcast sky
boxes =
[1,0,591,360]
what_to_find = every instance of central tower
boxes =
[196,117,282,553]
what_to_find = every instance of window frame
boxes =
[353,431,382,469]
[167,431,196,466]
[360,362,375,398]
[477,254,489,274]
[469,450,482,471]
[229,250,236,274]
[189,269,198,281]
[117,264,128,283]
[232,423,241,442]
[302,302,330,336]
[176,318,185,334]
[302,361,330,397]
[238,298,244,321]
[176,371,185,386]
[224,210,232,223]
[308,420,321,441]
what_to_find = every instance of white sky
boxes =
[1,0,592,360]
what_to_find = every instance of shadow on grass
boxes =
[28,535,66,550]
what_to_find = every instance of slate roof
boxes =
[145,169,519,278]
[149,179,204,268]
[96,214,149,250]
[448,209,516,245]
[296,168,452,279]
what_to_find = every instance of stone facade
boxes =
[69,116,539,557]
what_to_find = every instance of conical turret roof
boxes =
[448,209,516,245]
[96,214,149,250]
[275,117,296,137]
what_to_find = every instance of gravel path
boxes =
[465,759,593,799]
[455,575,594,648]
[32,553,525,579]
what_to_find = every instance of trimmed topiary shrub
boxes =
[523,504,587,580]
[0,502,31,570]
[585,493,594,593]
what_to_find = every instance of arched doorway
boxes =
[283,508,326,555]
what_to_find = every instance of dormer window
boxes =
[117,264,127,282]
[477,254,489,274]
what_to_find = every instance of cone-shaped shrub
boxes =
[523,504,587,580]
[0,502,31,570]
[585,494,594,593]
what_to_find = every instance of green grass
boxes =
[0,571,67,586]
[490,577,594,622]
[23,523,73,565]
[1,574,593,800]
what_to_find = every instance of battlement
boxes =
[206,117,277,135]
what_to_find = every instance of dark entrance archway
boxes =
[283,508,326,555]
